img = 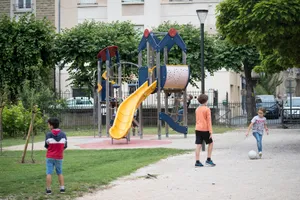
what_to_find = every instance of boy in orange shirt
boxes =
[195,94,216,167]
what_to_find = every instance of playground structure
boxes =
[97,28,190,142]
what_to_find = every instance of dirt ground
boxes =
[76,129,300,200]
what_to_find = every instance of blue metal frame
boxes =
[184,65,191,89]
[160,65,167,89]
[158,33,187,52]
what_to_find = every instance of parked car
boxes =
[283,97,300,122]
[66,97,94,109]
[255,95,280,119]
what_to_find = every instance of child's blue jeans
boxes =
[253,132,263,152]
[177,109,184,122]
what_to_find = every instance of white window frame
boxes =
[17,0,32,9]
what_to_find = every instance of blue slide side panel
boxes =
[138,67,149,87]
[159,112,188,134]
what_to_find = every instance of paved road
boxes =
[77,129,300,200]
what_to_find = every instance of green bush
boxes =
[2,102,46,138]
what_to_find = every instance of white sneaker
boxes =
[258,152,262,158]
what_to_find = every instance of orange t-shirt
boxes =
[195,105,213,133]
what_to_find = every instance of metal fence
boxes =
[48,92,300,130]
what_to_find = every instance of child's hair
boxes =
[258,107,266,113]
[48,117,60,129]
[197,94,208,104]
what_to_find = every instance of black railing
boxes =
[46,99,295,129]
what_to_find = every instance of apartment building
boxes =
[0,0,243,103]
[0,0,55,24]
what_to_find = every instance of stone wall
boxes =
[0,0,10,16]
[36,0,55,25]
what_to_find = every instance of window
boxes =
[78,0,97,5]
[18,0,32,9]
[122,0,144,3]
[169,0,192,2]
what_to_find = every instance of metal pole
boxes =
[201,23,206,151]
[138,51,143,139]
[182,51,188,138]
[106,58,110,137]
[118,60,122,99]
[97,60,102,137]
[164,47,169,138]
[201,23,205,95]
[289,80,292,121]
[157,51,162,140]
[58,0,61,95]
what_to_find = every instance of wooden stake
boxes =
[21,105,38,163]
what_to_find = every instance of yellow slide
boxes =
[109,81,157,140]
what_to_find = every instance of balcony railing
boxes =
[169,0,193,2]
[77,0,98,5]
[122,0,144,3]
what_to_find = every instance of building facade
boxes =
[0,0,243,103]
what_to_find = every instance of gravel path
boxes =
[76,129,300,200]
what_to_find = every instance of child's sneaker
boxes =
[60,188,66,193]
[205,160,216,167]
[46,189,52,195]
[259,152,262,158]
[195,162,204,167]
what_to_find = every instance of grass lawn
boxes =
[0,148,188,200]
[1,125,234,147]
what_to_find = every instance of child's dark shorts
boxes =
[195,130,213,145]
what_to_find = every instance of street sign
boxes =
[284,77,297,88]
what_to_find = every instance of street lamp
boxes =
[196,9,208,95]
[196,9,208,152]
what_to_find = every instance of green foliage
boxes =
[154,22,220,86]
[0,14,57,102]
[56,21,140,90]
[2,102,46,138]
[214,40,260,73]
[254,74,283,95]
[216,0,300,72]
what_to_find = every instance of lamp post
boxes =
[196,9,208,95]
[196,9,208,152]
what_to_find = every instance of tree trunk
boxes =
[21,105,38,163]
[0,104,4,154]
[244,61,256,124]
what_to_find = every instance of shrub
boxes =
[2,102,46,138]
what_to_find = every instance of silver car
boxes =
[66,97,94,109]
[283,97,300,121]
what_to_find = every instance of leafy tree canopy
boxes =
[56,21,140,90]
[0,14,56,102]
[216,0,300,72]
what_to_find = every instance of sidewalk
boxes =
[76,129,300,200]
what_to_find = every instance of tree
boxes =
[154,22,220,86]
[56,21,140,92]
[216,1,262,122]
[216,0,300,72]
[254,74,283,96]
[0,14,57,103]
[215,40,260,121]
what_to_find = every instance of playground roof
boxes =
[138,28,187,53]
[97,46,119,62]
